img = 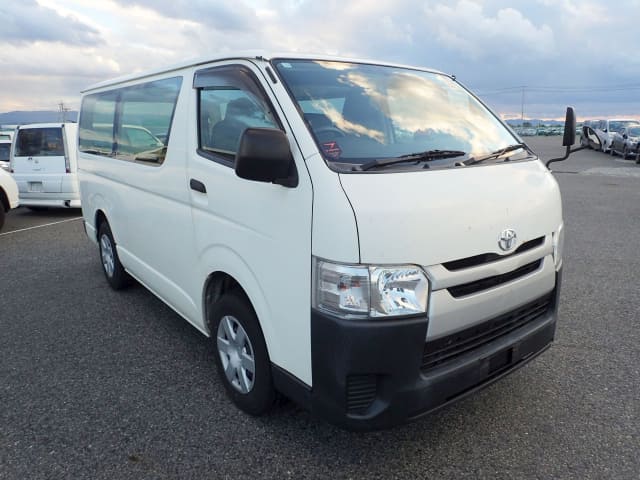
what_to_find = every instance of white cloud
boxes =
[0,0,101,46]
[423,1,555,60]
[1,0,640,117]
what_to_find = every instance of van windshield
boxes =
[273,60,519,171]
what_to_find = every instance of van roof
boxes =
[82,51,448,93]
[16,122,77,129]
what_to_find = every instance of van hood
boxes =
[339,160,562,266]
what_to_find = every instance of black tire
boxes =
[0,206,5,231]
[209,292,276,416]
[610,145,616,156]
[622,146,628,159]
[97,221,132,290]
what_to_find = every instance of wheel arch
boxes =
[94,209,108,241]
[200,257,280,366]
[0,188,9,212]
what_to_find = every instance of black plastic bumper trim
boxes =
[272,270,562,431]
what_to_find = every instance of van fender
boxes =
[198,245,281,366]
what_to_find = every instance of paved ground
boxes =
[1,137,639,479]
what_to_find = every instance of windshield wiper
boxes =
[464,143,528,166]
[360,150,466,171]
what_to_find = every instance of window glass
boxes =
[0,143,10,161]
[79,93,117,155]
[79,77,182,164]
[609,120,639,133]
[196,66,278,161]
[274,60,517,170]
[15,128,64,156]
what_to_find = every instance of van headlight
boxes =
[312,258,429,319]
[552,223,564,270]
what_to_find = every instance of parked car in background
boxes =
[610,125,640,159]
[593,119,640,153]
[0,129,14,141]
[0,168,19,231]
[0,138,11,171]
[580,120,595,148]
[10,122,81,209]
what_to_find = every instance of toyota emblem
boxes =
[498,229,517,251]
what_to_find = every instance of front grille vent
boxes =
[421,292,554,371]
[346,374,378,415]
[447,259,542,298]
[443,236,545,271]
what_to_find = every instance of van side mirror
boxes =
[546,106,588,169]
[235,128,298,188]
[562,107,576,147]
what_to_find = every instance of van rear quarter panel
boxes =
[79,73,200,326]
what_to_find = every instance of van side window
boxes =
[16,128,65,157]
[79,77,182,165]
[79,92,117,156]
[195,65,279,164]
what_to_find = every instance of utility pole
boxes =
[521,86,526,126]
[58,101,70,122]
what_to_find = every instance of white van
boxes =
[0,138,11,172]
[78,53,566,430]
[0,167,19,231]
[10,123,81,208]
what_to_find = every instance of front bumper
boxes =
[306,271,561,430]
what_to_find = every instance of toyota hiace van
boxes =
[78,53,566,429]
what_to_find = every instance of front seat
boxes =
[210,97,260,153]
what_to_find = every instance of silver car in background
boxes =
[610,125,640,161]
[594,119,640,153]
[580,120,596,148]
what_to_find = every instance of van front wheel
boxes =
[98,221,131,290]
[209,293,276,416]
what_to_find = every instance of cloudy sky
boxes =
[2,0,640,120]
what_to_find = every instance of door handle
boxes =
[190,178,207,193]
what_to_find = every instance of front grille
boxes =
[421,291,554,372]
[346,374,378,414]
[447,259,542,298]
[442,236,545,271]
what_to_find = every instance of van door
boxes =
[187,62,313,385]
[12,126,67,192]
